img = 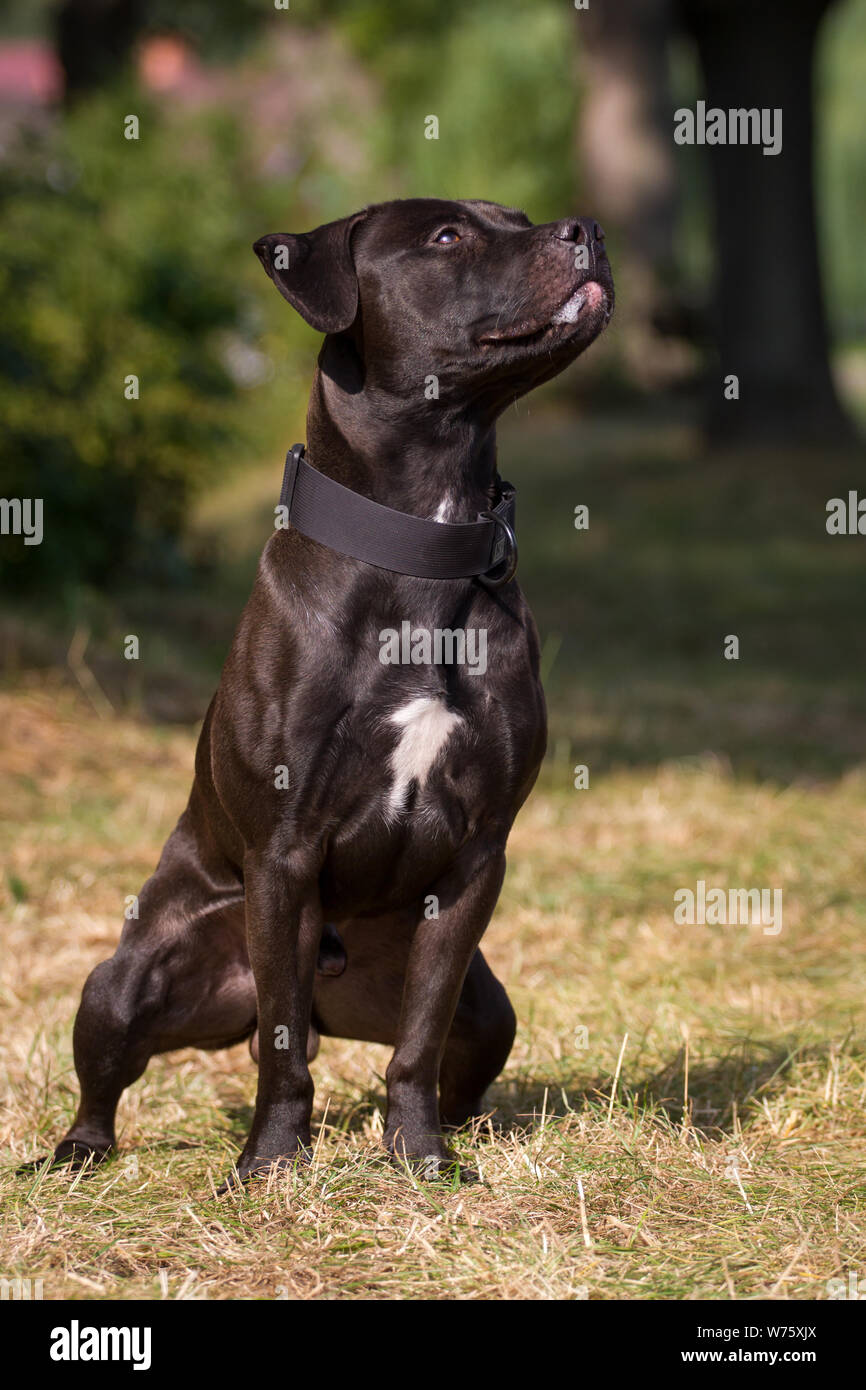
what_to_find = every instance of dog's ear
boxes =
[253,211,368,334]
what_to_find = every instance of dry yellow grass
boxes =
[2,682,865,1300]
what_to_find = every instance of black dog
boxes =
[41,199,613,1187]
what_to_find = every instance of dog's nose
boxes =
[554,218,605,246]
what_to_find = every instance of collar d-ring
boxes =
[477,509,518,589]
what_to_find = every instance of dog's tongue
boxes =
[552,280,604,325]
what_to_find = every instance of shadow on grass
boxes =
[488,1034,855,1140]
[215,1035,831,1146]
[627,1040,796,1136]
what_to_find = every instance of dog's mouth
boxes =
[477,279,611,347]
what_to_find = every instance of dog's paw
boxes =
[401,1153,480,1186]
[385,1141,479,1185]
[17,1139,112,1177]
[215,1147,312,1197]
[16,1155,54,1177]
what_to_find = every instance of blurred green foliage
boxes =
[331,0,578,217]
[0,94,309,591]
[819,0,866,341]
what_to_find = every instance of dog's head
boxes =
[254,198,613,411]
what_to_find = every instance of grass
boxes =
[1,685,865,1300]
[1,406,865,1299]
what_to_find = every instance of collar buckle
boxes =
[477,507,518,589]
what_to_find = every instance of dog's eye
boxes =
[432,228,461,245]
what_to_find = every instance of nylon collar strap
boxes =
[279,444,518,588]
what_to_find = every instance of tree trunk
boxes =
[575,0,689,389]
[54,0,144,102]
[679,0,853,443]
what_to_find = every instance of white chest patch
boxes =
[387,695,462,815]
[433,497,457,523]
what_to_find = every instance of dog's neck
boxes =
[305,339,501,523]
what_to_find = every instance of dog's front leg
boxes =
[384,843,507,1176]
[223,846,322,1189]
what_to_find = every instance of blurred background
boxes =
[1,0,865,778]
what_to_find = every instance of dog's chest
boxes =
[358,610,545,839]
[319,647,543,914]
[318,688,506,917]
[384,694,464,817]
[213,568,547,917]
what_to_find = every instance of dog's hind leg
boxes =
[437,950,516,1129]
[40,815,255,1171]
[312,920,515,1132]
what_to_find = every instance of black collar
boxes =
[278,444,518,588]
